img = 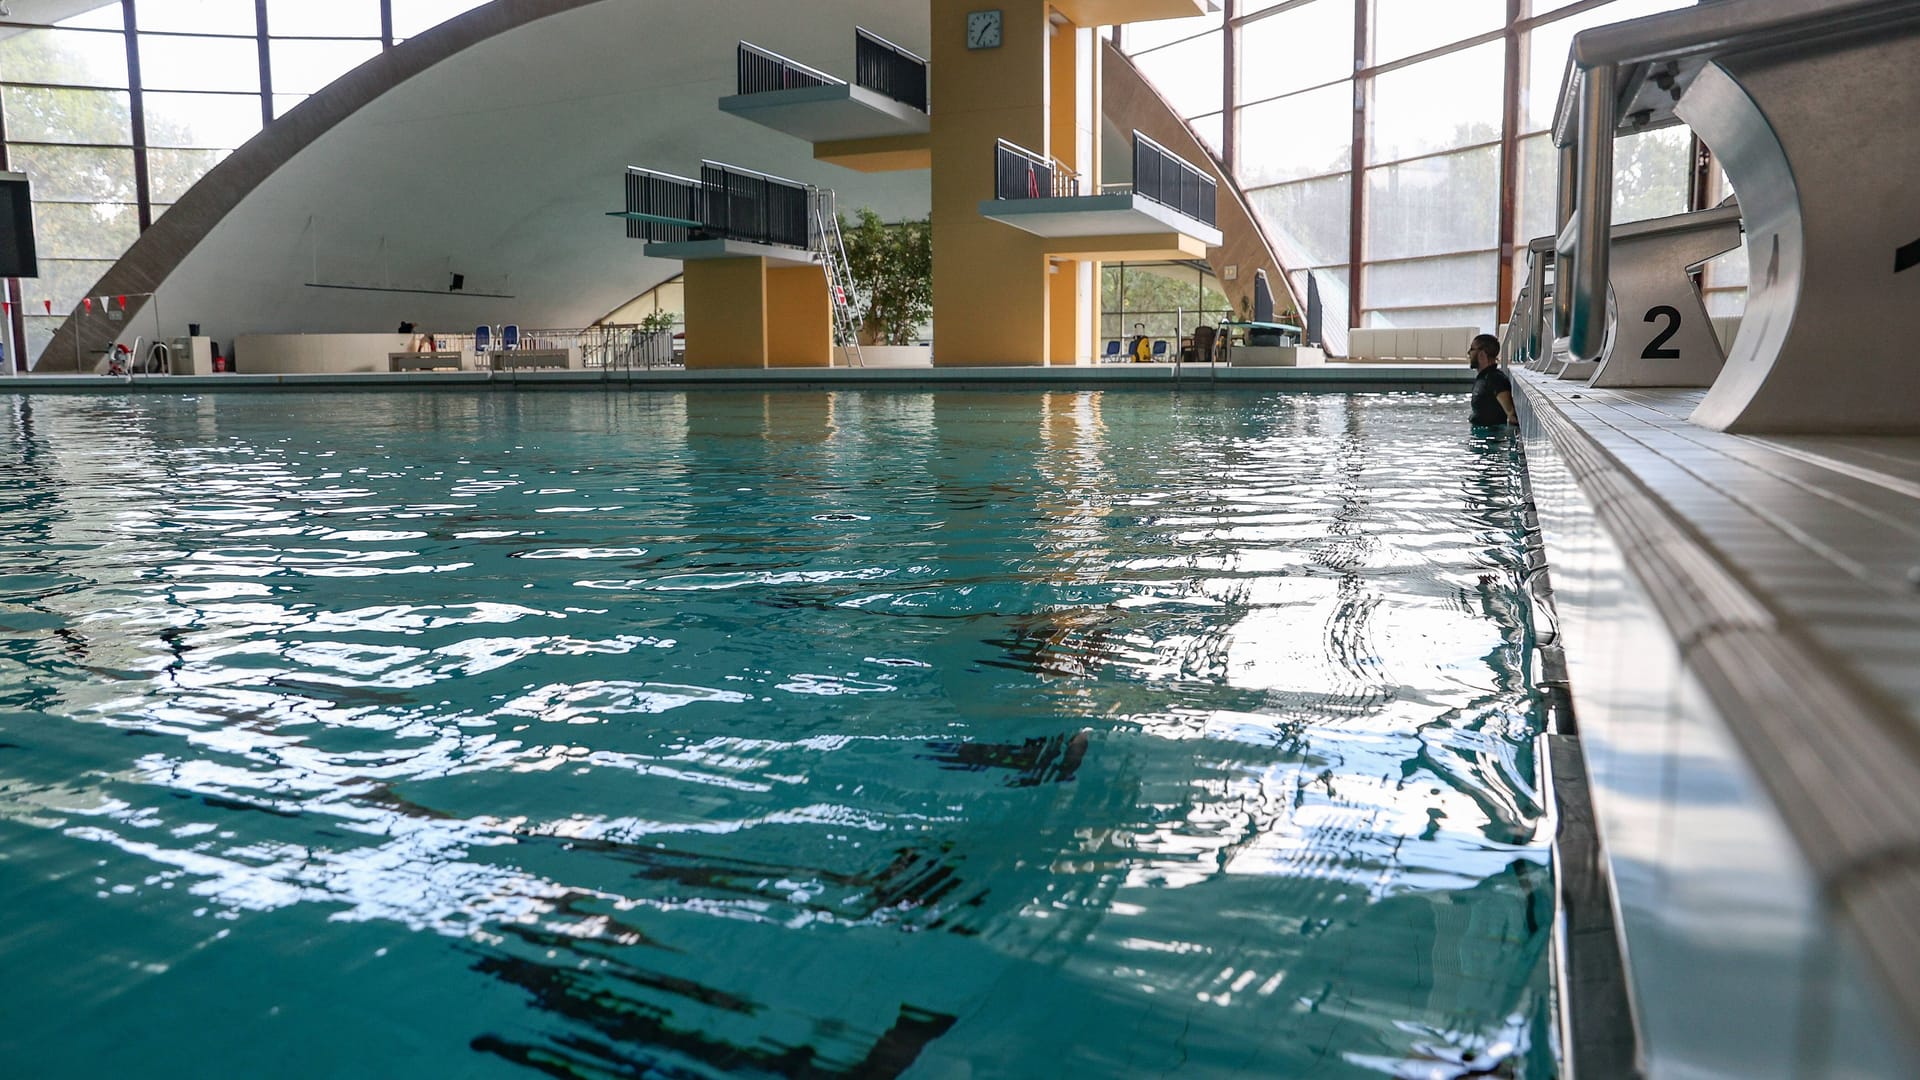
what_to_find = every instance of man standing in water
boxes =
[1468,334,1518,428]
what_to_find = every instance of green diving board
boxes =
[606,210,703,228]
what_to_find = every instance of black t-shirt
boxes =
[1471,364,1515,426]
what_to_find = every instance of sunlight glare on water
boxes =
[0,389,1551,1078]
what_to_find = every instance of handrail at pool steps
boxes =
[855,27,928,113]
[621,162,812,250]
[736,41,843,96]
[994,139,1079,200]
[1131,130,1216,228]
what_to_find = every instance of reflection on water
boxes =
[0,390,1549,1078]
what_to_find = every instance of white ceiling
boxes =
[149,0,932,339]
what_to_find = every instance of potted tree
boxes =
[837,209,932,366]
[638,309,677,366]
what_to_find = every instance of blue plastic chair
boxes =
[474,325,492,353]
[1102,339,1121,360]
[1151,339,1170,360]
[501,324,520,351]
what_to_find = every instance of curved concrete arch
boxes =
[38,0,594,369]
[37,0,931,370]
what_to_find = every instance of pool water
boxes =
[0,389,1551,1078]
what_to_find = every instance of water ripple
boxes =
[0,389,1548,1078]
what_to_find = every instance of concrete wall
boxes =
[236,333,419,374]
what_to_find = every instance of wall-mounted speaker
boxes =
[448,273,465,292]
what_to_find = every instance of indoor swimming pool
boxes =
[0,389,1553,1078]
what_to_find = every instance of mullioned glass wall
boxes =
[0,0,489,366]
[5,1,1732,368]
[1121,0,1721,354]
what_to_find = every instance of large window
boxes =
[1125,29,1224,121]
[1,0,494,368]
[1100,262,1233,346]
[1188,0,1710,353]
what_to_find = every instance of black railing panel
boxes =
[1132,130,1217,228]
[855,28,929,113]
[624,167,700,243]
[625,162,813,251]
[737,41,843,96]
[995,140,1055,200]
[698,161,812,249]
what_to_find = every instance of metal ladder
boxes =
[810,189,864,368]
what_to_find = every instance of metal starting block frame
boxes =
[1551,0,1920,433]
[1518,204,1742,387]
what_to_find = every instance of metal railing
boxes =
[855,27,928,112]
[431,324,683,370]
[1131,130,1216,227]
[623,162,812,250]
[702,161,811,248]
[587,324,681,370]
[624,167,700,243]
[994,139,1079,200]
[736,41,844,96]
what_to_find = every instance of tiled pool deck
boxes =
[1514,367,1920,1076]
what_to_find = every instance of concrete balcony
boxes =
[719,83,930,144]
[979,191,1221,259]
[642,238,820,268]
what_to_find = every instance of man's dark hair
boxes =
[1471,334,1500,359]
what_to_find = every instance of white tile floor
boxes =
[1520,375,1920,735]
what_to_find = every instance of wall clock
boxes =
[967,9,1002,50]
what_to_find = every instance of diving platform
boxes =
[980,131,1221,257]
[718,35,932,171]
[615,161,863,370]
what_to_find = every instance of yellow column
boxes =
[765,265,834,367]
[683,258,768,369]
[928,0,1055,366]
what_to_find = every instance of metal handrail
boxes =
[736,41,845,96]
[994,139,1079,199]
[1550,0,1920,363]
[855,27,928,112]
[1525,234,1554,365]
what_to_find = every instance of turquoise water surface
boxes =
[0,389,1551,1078]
